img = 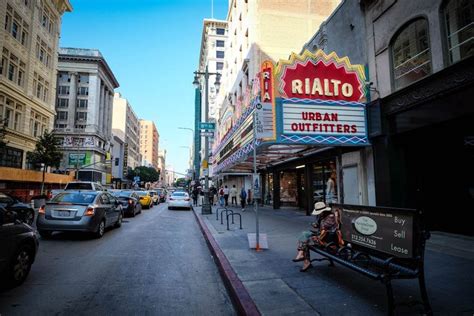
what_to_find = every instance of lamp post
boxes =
[193,65,221,214]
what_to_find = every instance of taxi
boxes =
[135,191,153,209]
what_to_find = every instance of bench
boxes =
[307,203,432,316]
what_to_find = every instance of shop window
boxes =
[312,160,337,205]
[0,146,23,168]
[391,19,431,90]
[442,0,474,64]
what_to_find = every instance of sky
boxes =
[59,0,228,176]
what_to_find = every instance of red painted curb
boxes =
[193,209,261,316]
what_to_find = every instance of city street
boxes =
[0,203,235,315]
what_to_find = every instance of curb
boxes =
[192,208,260,316]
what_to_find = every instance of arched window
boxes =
[391,19,431,90]
[442,0,474,64]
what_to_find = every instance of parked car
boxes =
[156,188,167,203]
[0,192,35,225]
[64,181,105,191]
[148,190,159,205]
[36,191,123,238]
[0,206,39,288]
[168,191,192,210]
[135,191,153,209]
[50,189,64,199]
[112,190,142,217]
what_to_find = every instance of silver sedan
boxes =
[168,192,192,210]
[36,191,123,238]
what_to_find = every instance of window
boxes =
[391,19,431,90]
[216,28,225,35]
[55,123,67,129]
[5,6,29,47]
[77,99,88,108]
[30,110,48,137]
[0,146,23,168]
[0,94,24,132]
[40,4,56,34]
[77,87,89,96]
[57,98,69,108]
[35,37,53,68]
[216,40,225,47]
[78,74,89,84]
[57,111,68,120]
[216,51,225,58]
[1,49,25,88]
[76,112,87,122]
[58,72,71,83]
[443,0,474,64]
[33,73,50,102]
[58,86,70,95]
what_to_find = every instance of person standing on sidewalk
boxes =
[223,185,230,206]
[240,187,247,211]
[219,186,225,207]
[230,185,238,206]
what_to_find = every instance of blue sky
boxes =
[60,0,228,176]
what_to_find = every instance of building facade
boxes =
[362,0,473,235]
[53,48,119,183]
[112,92,141,173]
[157,149,166,186]
[139,119,159,170]
[0,0,72,169]
[196,19,228,180]
[110,129,125,188]
[212,0,341,192]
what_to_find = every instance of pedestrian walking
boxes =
[230,185,238,206]
[240,187,247,211]
[223,185,230,206]
[219,186,225,207]
[192,187,198,206]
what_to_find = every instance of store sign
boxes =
[68,152,91,167]
[277,50,366,103]
[282,101,366,137]
[337,205,414,259]
[260,61,274,103]
[255,103,274,139]
[276,50,368,146]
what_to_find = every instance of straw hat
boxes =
[311,201,331,215]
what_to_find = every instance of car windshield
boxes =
[156,189,162,194]
[113,191,132,198]
[136,191,148,196]
[52,192,97,204]
[172,192,186,197]
[149,191,155,196]
[66,183,94,190]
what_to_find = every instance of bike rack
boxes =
[215,207,228,221]
[226,212,242,230]
[220,209,235,224]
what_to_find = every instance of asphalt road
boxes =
[0,203,235,315]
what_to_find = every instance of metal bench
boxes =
[307,203,432,316]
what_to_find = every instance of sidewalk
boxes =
[194,205,474,315]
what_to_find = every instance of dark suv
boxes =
[0,192,35,225]
[0,207,39,288]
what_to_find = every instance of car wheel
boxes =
[8,244,33,287]
[95,219,106,238]
[114,212,123,228]
[38,230,52,238]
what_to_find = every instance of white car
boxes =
[168,192,192,210]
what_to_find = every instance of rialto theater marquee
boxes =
[274,50,368,146]
[213,49,369,173]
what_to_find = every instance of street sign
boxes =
[199,122,215,130]
[200,131,214,137]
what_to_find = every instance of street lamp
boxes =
[193,65,221,214]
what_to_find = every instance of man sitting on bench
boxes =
[292,202,344,272]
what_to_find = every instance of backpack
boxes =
[219,188,224,196]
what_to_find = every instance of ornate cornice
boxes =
[382,56,474,116]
